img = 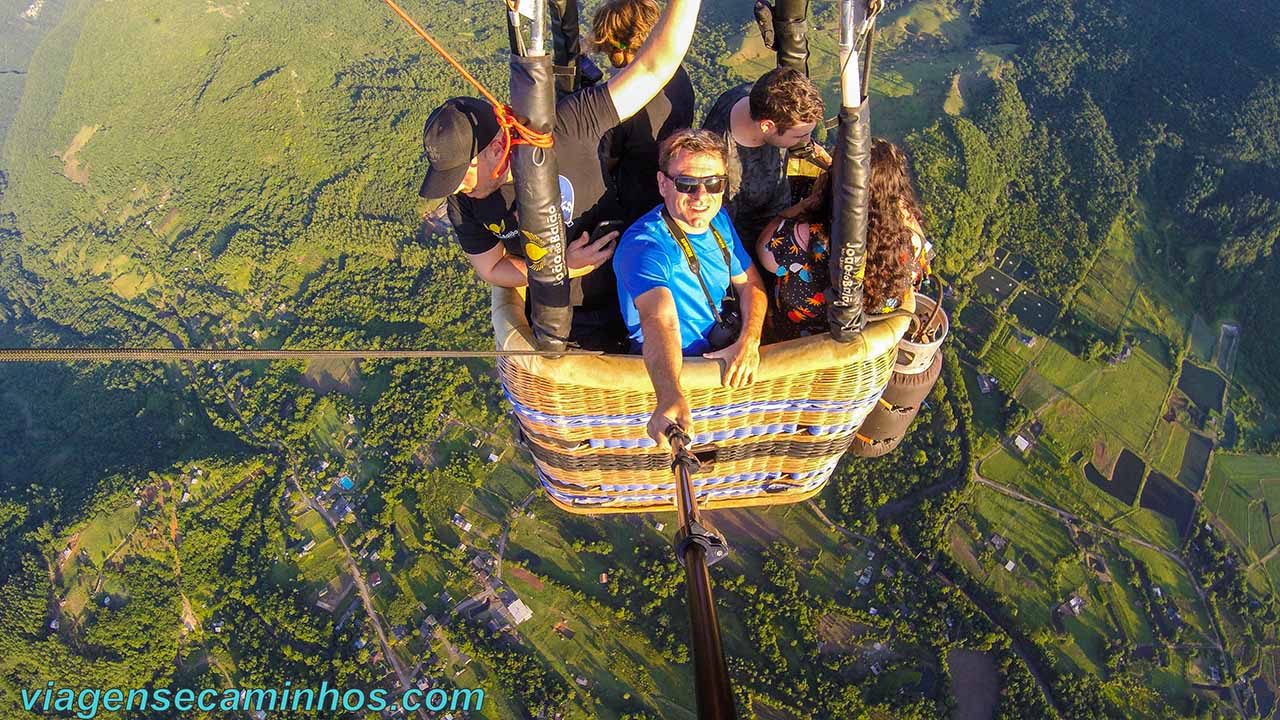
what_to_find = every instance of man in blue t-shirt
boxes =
[614,129,767,446]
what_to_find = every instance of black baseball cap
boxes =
[418,97,502,200]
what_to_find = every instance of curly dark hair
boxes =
[749,67,825,129]
[865,138,924,310]
[789,139,923,310]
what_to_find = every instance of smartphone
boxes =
[591,220,625,243]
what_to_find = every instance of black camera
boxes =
[706,296,742,352]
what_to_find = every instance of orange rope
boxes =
[382,0,554,178]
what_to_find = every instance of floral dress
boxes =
[766,219,831,340]
[765,217,931,341]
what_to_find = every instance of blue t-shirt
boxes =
[614,207,752,355]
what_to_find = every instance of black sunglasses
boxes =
[663,172,727,195]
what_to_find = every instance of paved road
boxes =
[293,467,427,719]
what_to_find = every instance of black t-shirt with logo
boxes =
[447,84,622,310]
[599,65,695,225]
[701,82,790,251]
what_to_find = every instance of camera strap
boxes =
[660,209,737,323]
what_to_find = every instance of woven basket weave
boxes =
[493,286,914,514]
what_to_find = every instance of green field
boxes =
[1203,454,1280,561]
[964,485,1075,627]
[961,362,1004,452]
[1101,554,1154,645]
[1113,511,1182,553]
[307,398,352,456]
[962,486,1116,675]
[1130,546,1211,639]
[1069,340,1173,450]
[1074,251,1135,336]
[72,501,140,565]
[505,570,697,720]
[1036,396,1112,462]
[977,445,1187,551]
[1015,369,1057,412]
[1189,314,1217,364]
[1148,421,1191,480]
[1030,342,1093,393]
[982,343,1027,390]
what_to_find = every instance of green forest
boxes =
[1,0,1278,717]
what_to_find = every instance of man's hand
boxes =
[567,229,618,278]
[704,337,760,388]
[647,394,693,449]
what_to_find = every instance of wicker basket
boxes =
[493,286,914,514]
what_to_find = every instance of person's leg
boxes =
[569,305,631,354]
[549,0,584,95]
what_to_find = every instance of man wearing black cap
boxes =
[419,0,700,348]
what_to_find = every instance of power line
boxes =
[0,348,600,363]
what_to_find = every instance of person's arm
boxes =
[605,0,701,121]
[635,287,693,448]
[465,245,529,287]
[463,230,619,287]
[703,265,766,387]
[756,217,783,275]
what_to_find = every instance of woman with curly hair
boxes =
[757,138,929,340]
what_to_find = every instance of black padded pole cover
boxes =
[510,54,572,350]
[773,0,810,75]
[549,0,582,95]
[827,100,869,341]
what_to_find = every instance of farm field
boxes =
[983,441,1189,555]
[982,343,1026,390]
[984,336,1171,480]
[1073,222,1139,334]
[1189,314,1218,364]
[1139,471,1196,535]
[1114,508,1184,552]
[1148,420,1191,480]
[971,210,1183,477]
[1178,361,1226,415]
[1203,454,1280,562]
[504,568,697,720]
[1099,551,1154,645]
[1014,369,1057,412]
[1069,343,1172,450]
[980,446,1141,531]
[1178,433,1214,492]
